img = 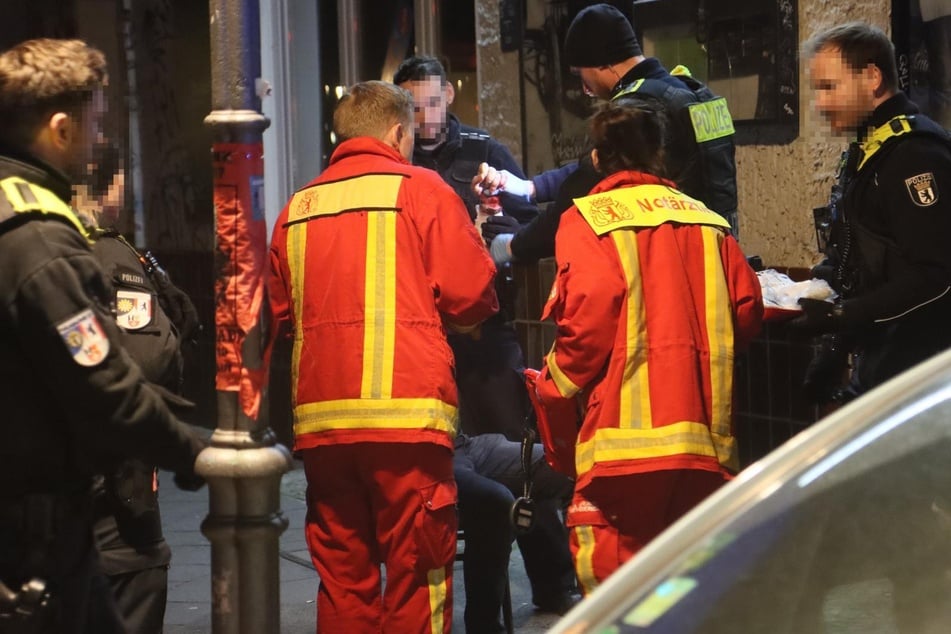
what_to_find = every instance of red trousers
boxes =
[302,442,457,634]
[567,469,726,594]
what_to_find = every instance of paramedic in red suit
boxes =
[268,81,498,633]
[533,97,763,594]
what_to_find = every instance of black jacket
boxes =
[511,58,735,262]
[0,149,202,499]
[412,116,533,437]
[833,94,951,389]
[413,114,538,225]
[90,228,195,572]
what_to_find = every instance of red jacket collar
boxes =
[588,170,676,195]
[329,137,410,165]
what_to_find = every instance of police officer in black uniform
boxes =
[0,38,205,634]
[796,22,951,398]
[396,56,579,631]
[73,142,200,634]
[395,55,537,441]
[473,3,739,265]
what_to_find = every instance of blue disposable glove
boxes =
[490,233,515,267]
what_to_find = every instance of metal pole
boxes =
[414,0,441,57]
[338,0,362,86]
[198,1,292,632]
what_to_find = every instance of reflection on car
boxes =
[553,347,951,634]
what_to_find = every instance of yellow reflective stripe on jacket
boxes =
[669,64,693,78]
[858,115,914,171]
[293,397,458,436]
[611,79,645,100]
[362,211,397,399]
[284,173,403,403]
[0,176,90,242]
[701,226,735,448]
[573,184,731,236]
[687,98,735,142]
[545,347,581,398]
[287,221,308,405]
[611,229,651,430]
[574,421,734,477]
[288,173,404,221]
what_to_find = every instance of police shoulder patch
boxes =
[57,308,110,367]
[116,290,153,330]
[904,172,939,207]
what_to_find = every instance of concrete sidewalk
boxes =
[161,461,564,633]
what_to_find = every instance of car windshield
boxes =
[586,381,951,634]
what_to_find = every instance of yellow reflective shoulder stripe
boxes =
[293,397,458,436]
[611,78,645,100]
[670,64,693,78]
[574,421,737,477]
[0,177,90,242]
[573,184,731,235]
[288,173,404,222]
[858,115,914,171]
[687,97,735,142]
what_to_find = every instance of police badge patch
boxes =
[904,172,939,207]
[116,290,153,330]
[57,308,110,366]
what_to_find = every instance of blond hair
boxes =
[0,38,107,147]
[333,81,413,142]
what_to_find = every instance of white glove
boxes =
[472,162,534,201]
[489,233,515,267]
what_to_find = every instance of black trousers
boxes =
[106,566,168,634]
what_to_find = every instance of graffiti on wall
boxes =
[128,0,205,251]
[893,0,951,128]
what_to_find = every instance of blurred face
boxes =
[808,46,879,135]
[401,76,451,144]
[67,87,107,180]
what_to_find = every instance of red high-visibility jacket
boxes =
[536,170,762,488]
[269,137,499,451]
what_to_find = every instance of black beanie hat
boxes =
[564,3,642,68]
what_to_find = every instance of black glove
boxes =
[810,260,836,284]
[802,335,850,404]
[481,214,521,245]
[789,298,842,335]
